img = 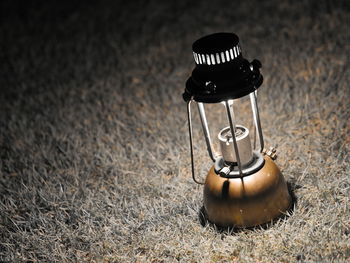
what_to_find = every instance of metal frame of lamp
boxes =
[183,33,292,228]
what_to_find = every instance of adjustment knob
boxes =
[192,33,242,65]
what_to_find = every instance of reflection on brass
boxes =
[204,156,292,227]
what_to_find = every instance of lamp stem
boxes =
[224,100,243,176]
[250,91,264,152]
[197,102,216,162]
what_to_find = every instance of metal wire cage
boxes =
[186,90,265,184]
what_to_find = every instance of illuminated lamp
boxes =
[183,33,292,227]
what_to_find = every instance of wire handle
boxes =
[187,100,205,185]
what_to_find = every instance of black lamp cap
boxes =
[192,32,239,55]
[183,32,263,103]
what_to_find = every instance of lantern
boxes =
[183,33,292,228]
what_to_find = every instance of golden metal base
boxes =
[204,156,292,228]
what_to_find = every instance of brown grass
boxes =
[0,0,349,262]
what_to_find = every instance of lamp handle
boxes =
[187,100,205,185]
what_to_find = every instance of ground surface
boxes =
[0,0,349,262]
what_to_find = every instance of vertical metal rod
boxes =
[197,102,216,162]
[253,120,257,150]
[250,91,264,152]
[224,100,243,176]
[187,100,204,185]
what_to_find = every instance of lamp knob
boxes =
[263,147,278,160]
[192,32,242,66]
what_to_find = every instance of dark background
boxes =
[1,0,349,262]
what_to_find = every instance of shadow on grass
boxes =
[199,181,300,234]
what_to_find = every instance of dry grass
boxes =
[0,0,349,262]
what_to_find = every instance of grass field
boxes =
[1,0,349,262]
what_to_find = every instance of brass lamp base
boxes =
[204,156,292,228]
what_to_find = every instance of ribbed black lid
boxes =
[192,33,241,66]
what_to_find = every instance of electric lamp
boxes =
[183,33,292,228]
